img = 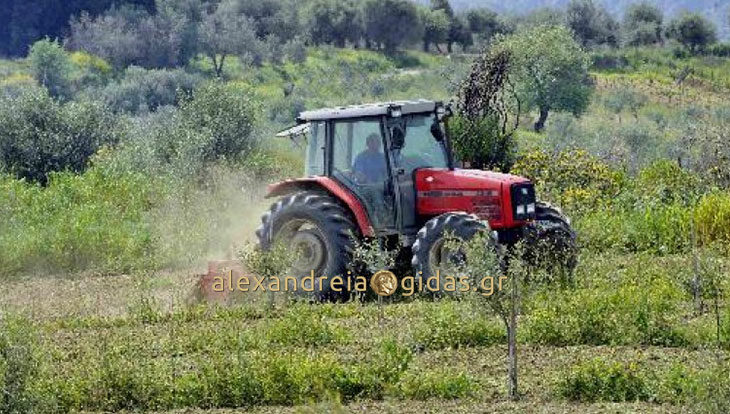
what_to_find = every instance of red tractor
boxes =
[257,100,576,300]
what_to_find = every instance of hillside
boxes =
[419,0,730,37]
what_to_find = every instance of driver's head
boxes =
[366,134,381,152]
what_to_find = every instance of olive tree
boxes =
[491,25,593,132]
[566,0,619,48]
[28,38,72,100]
[622,1,663,46]
[421,8,450,52]
[363,0,423,53]
[199,8,261,76]
[305,0,361,47]
[667,13,717,54]
[0,88,122,184]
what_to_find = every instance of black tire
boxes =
[524,201,578,278]
[256,192,357,302]
[411,213,494,294]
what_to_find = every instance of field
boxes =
[2,41,730,413]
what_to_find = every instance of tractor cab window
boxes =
[332,119,395,230]
[396,114,449,175]
[305,121,326,176]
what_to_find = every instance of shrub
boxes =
[411,302,504,350]
[632,160,704,208]
[0,167,158,276]
[557,358,651,402]
[695,191,730,246]
[97,66,201,114]
[0,315,45,413]
[174,82,260,164]
[264,306,348,347]
[0,89,123,184]
[512,149,625,214]
[70,51,113,89]
[525,273,687,346]
[448,114,517,172]
[28,38,72,100]
[396,369,476,400]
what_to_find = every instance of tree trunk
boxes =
[534,107,549,132]
[447,41,453,53]
[423,40,430,52]
[508,272,518,401]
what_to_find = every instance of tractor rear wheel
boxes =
[411,213,495,295]
[256,192,357,302]
[524,201,578,278]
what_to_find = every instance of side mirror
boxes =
[391,126,405,149]
[430,120,445,142]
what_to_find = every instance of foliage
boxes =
[421,9,451,52]
[304,0,361,48]
[0,167,158,275]
[396,369,476,400]
[363,0,424,53]
[28,38,72,100]
[622,1,663,46]
[512,149,625,214]
[68,6,196,70]
[557,358,651,402]
[667,13,718,53]
[452,47,518,170]
[411,301,504,349]
[566,0,620,48]
[0,88,122,184]
[172,81,260,165]
[449,114,516,172]
[695,191,730,246]
[199,8,262,76]
[491,25,593,132]
[96,66,201,114]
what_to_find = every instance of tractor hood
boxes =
[414,168,535,229]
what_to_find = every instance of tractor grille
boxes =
[510,183,536,221]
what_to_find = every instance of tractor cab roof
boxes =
[297,100,439,122]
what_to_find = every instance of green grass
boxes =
[1,251,728,412]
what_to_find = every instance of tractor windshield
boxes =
[398,114,449,172]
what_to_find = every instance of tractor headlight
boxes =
[388,105,402,118]
[510,183,537,221]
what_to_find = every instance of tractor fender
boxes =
[266,177,374,237]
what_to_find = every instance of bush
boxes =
[525,272,687,346]
[396,369,476,400]
[578,203,692,254]
[0,167,158,276]
[28,38,72,100]
[632,160,704,208]
[0,88,123,184]
[695,191,730,246]
[174,82,260,164]
[411,302,504,350]
[0,315,45,413]
[97,66,201,114]
[70,51,113,89]
[557,358,651,402]
[512,149,626,214]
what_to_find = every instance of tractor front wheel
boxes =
[411,213,495,295]
[524,201,578,279]
[256,192,357,302]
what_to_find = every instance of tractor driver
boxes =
[353,133,387,184]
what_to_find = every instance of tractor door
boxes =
[330,117,397,233]
[388,113,451,236]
